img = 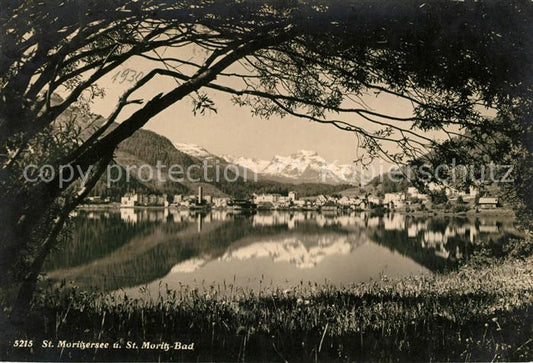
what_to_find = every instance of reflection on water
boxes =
[45,209,517,295]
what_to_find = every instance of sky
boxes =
[86,46,463,165]
[92,88,412,164]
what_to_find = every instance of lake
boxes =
[44,209,517,298]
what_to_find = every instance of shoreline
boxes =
[76,204,516,216]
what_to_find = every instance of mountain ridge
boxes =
[51,94,353,199]
[174,143,358,185]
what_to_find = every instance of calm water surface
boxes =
[44,209,517,297]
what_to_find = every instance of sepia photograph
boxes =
[0,0,532,361]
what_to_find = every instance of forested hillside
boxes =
[86,126,351,200]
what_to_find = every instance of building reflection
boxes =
[113,209,514,265]
[44,209,518,292]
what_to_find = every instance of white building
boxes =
[459,185,479,199]
[277,195,289,203]
[213,197,230,207]
[293,200,306,207]
[120,193,138,207]
[367,195,382,206]
[254,193,282,203]
[429,183,478,200]
[315,195,328,205]
[478,197,498,209]
[407,187,425,200]
[384,193,405,208]
[288,191,297,201]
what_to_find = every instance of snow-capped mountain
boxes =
[174,142,259,180]
[174,143,357,185]
[224,150,358,185]
[220,155,271,173]
[167,233,365,272]
[174,143,215,160]
[220,235,354,269]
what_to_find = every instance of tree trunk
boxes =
[9,153,113,322]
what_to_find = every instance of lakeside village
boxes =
[85,184,506,214]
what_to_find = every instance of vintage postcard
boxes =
[0,0,531,361]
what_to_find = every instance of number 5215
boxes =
[13,339,33,347]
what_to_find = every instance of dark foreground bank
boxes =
[1,254,532,362]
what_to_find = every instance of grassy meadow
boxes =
[2,250,532,362]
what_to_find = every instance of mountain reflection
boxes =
[44,210,517,292]
[221,234,361,269]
